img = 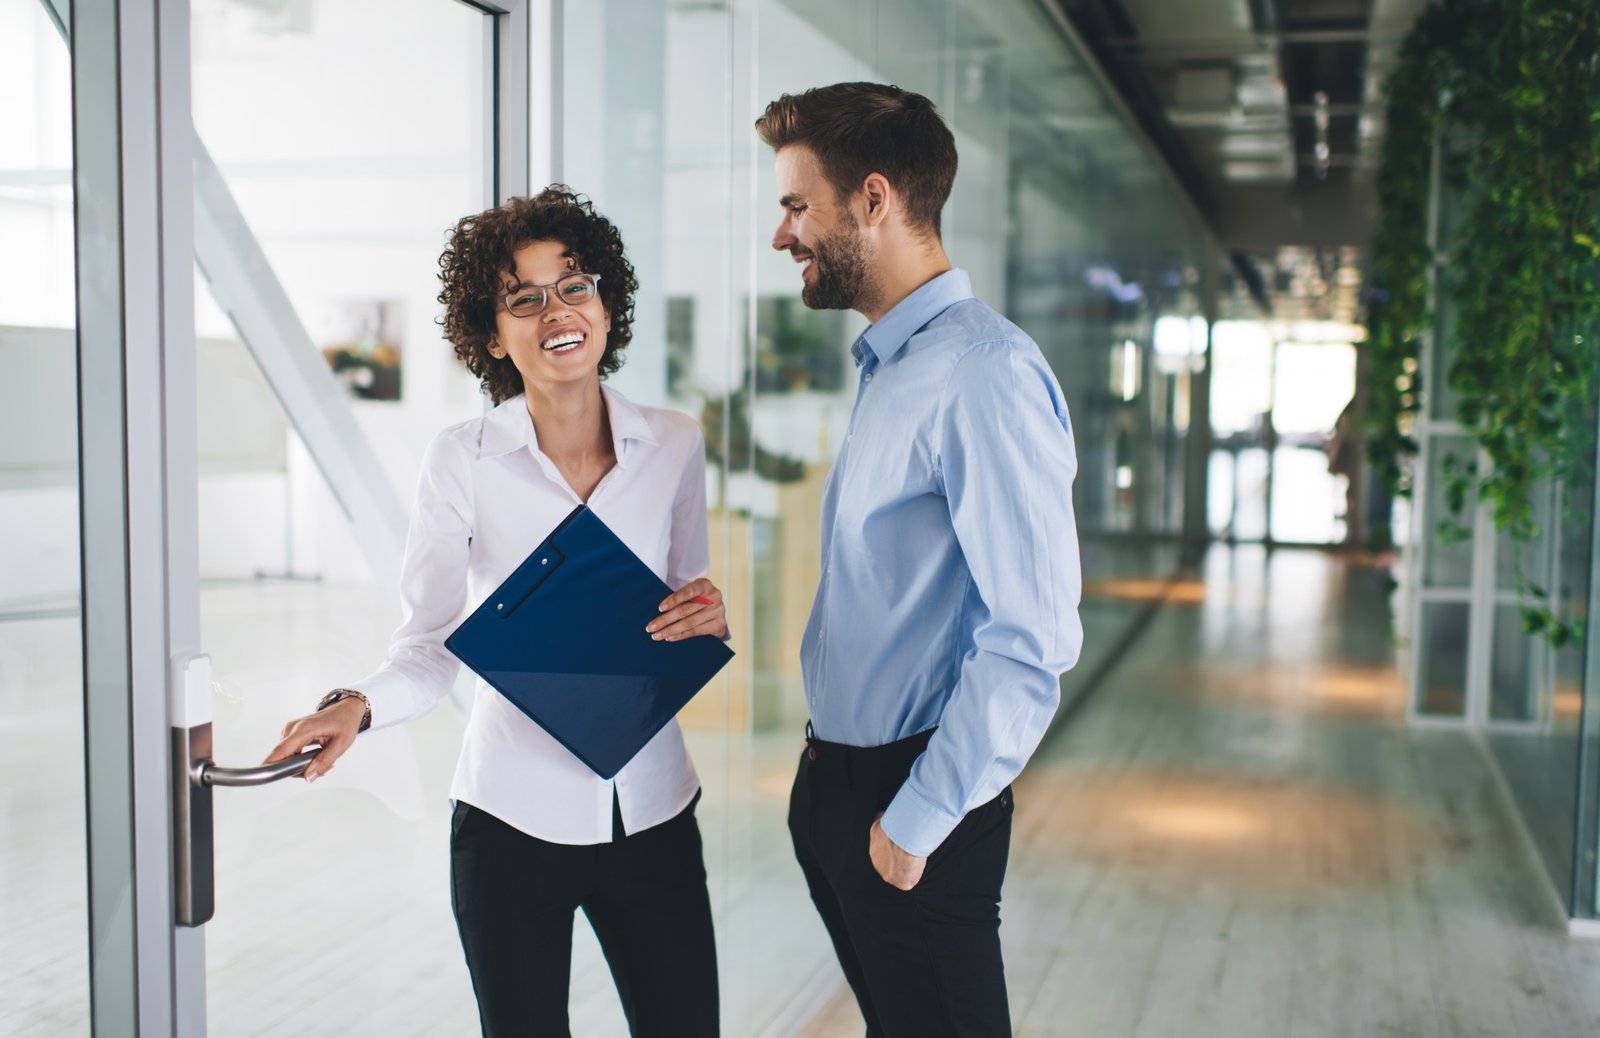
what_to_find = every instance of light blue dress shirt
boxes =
[801,268,1083,857]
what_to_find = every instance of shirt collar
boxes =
[479,383,659,460]
[857,268,974,366]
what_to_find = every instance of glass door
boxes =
[28,0,528,1032]
[1268,339,1357,545]
[1206,322,1357,547]
[186,1,522,1033]
[1207,319,1274,542]
[0,2,89,1032]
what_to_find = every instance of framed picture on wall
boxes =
[319,299,403,402]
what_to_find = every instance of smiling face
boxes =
[771,145,878,313]
[488,239,612,395]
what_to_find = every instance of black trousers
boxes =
[789,727,1014,1038]
[449,793,719,1037]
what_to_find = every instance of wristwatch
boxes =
[316,688,372,732]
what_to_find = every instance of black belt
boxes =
[803,721,936,779]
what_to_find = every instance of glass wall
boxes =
[560,0,1217,1027]
[1408,125,1600,921]
[4,0,1223,1032]
[1481,408,1598,922]
[187,0,490,1031]
[0,1,89,1031]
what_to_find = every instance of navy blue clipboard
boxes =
[444,505,734,779]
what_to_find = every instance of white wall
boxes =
[3,0,498,601]
[188,0,491,585]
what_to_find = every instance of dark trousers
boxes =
[449,794,719,1037]
[789,727,1014,1038]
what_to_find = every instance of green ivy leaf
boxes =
[1366,0,1599,650]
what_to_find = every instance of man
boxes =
[757,82,1083,1036]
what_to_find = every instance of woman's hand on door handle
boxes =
[263,697,367,782]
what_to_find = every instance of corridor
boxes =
[805,547,1600,1037]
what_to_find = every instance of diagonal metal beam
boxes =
[189,145,406,585]
[46,0,407,589]
[48,0,536,593]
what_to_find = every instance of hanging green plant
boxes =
[1364,4,1448,499]
[1367,0,1600,646]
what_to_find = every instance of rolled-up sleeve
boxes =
[346,430,475,730]
[879,340,1083,856]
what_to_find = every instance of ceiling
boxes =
[1054,0,1430,293]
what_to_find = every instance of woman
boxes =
[265,187,724,1037]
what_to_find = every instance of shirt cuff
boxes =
[343,668,417,732]
[880,781,964,858]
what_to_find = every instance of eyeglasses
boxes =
[500,272,602,318]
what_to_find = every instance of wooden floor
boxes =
[801,547,1600,1038]
[7,547,1600,1036]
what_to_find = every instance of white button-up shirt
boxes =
[349,385,707,844]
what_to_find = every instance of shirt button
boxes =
[864,373,873,383]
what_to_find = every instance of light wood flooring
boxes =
[8,546,1600,1036]
[801,546,1600,1037]
[0,540,1165,1038]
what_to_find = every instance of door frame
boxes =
[63,1,538,1032]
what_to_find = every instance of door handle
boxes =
[191,749,318,788]
[173,722,318,926]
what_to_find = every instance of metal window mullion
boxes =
[1466,445,1498,727]
[71,0,196,1033]
[1534,477,1559,727]
[463,0,532,201]
[495,1,530,201]
[1262,338,1279,545]
[1406,405,1437,722]
[1572,395,1600,918]
[481,14,499,206]
[1408,130,1453,724]
[1540,478,1565,727]
[155,0,206,1024]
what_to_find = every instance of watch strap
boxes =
[317,688,372,732]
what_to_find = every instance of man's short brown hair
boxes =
[755,82,958,236]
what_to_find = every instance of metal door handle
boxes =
[191,749,318,788]
[174,724,321,926]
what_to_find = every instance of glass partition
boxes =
[0,2,88,1031]
[561,0,1216,1028]
[7,0,1230,1029]
[1411,123,1599,919]
[189,0,489,1030]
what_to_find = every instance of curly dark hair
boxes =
[437,186,638,404]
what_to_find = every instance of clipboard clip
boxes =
[494,544,566,618]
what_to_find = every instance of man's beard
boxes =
[801,220,878,312]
